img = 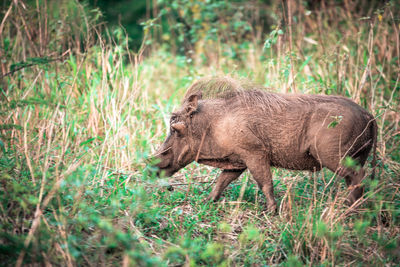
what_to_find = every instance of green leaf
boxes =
[316,220,328,237]
[343,156,357,168]
[328,115,343,128]
[299,55,312,72]
[79,137,96,147]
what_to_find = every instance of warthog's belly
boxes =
[270,151,322,171]
[198,156,246,170]
[198,152,322,172]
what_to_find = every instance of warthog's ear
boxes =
[185,92,202,115]
[171,121,186,135]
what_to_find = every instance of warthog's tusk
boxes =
[152,146,172,157]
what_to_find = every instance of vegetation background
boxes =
[0,0,399,266]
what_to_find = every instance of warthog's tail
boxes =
[370,119,378,180]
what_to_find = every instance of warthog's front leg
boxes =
[207,169,245,201]
[243,155,277,213]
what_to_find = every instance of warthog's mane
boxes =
[183,76,289,112]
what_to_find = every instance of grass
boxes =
[0,0,399,266]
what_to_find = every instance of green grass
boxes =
[0,0,399,266]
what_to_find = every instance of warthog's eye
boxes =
[170,114,178,123]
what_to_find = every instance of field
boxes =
[0,0,399,266]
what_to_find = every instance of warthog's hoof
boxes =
[265,204,278,215]
[206,194,218,202]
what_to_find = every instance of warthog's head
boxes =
[153,93,202,177]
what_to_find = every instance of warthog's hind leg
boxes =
[338,166,366,205]
[310,145,367,206]
[324,162,366,205]
[207,169,245,202]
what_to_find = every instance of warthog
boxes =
[153,77,377,212]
